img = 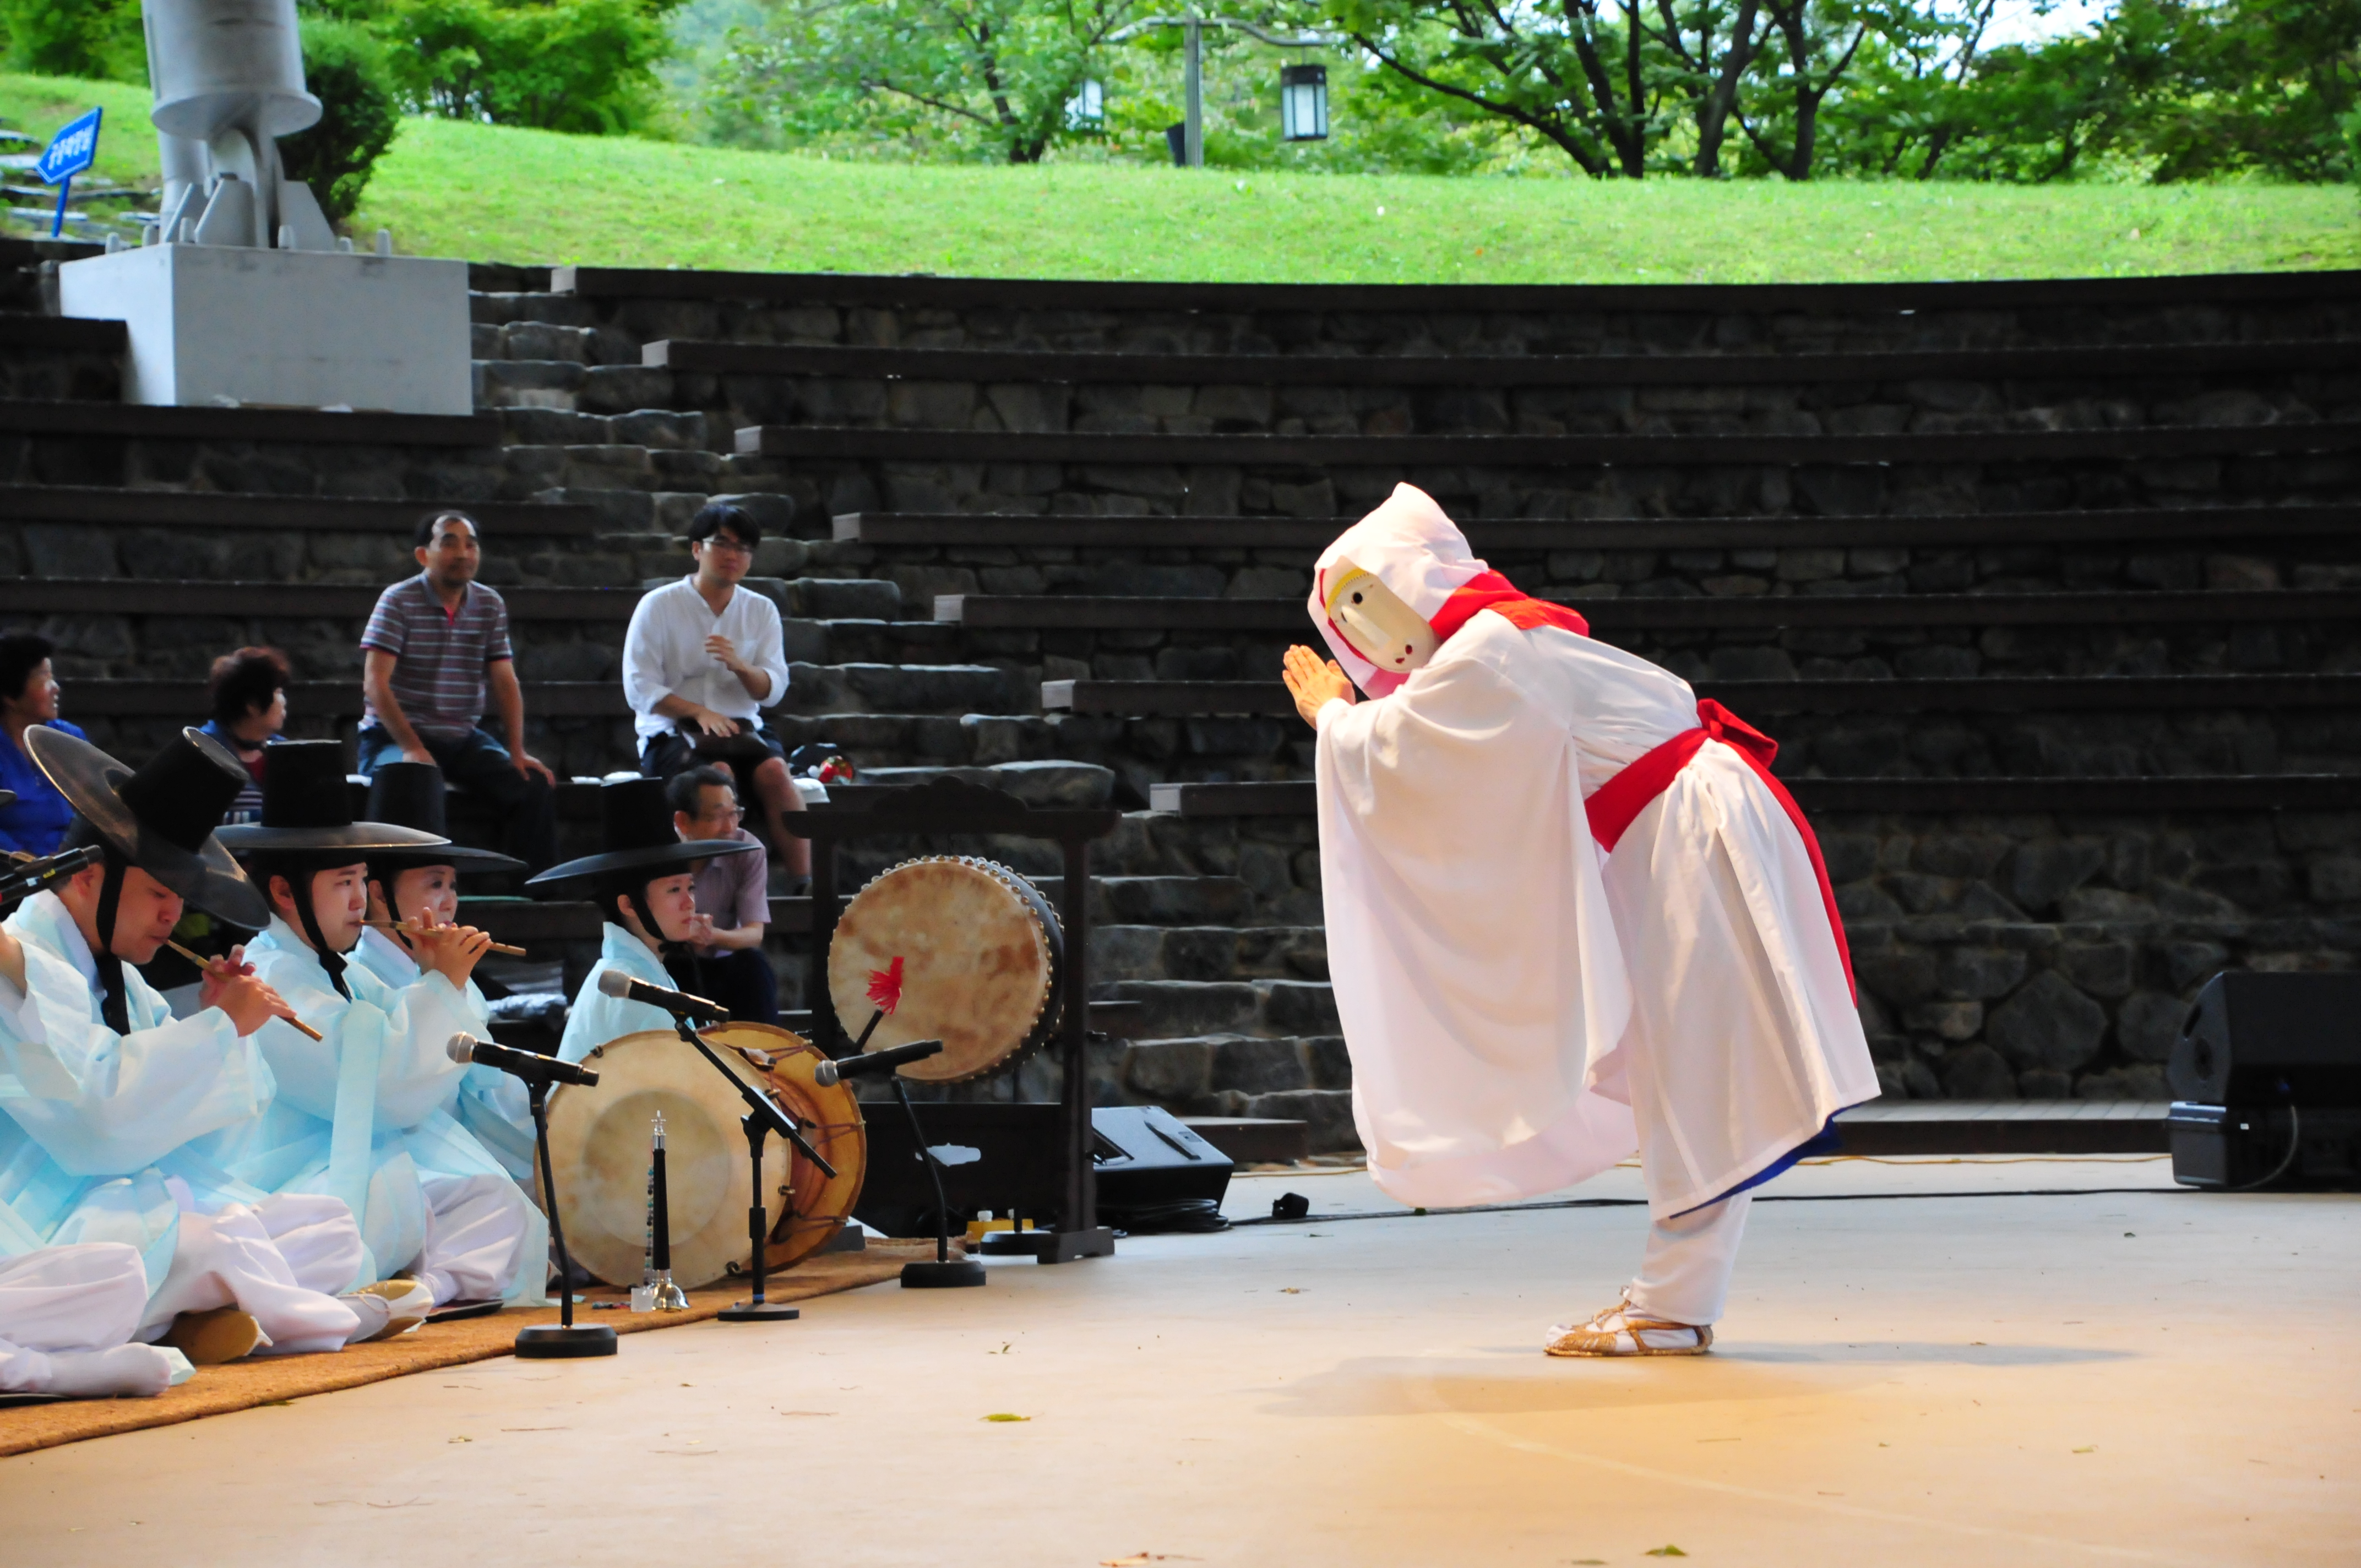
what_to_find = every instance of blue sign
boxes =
[35,107,101,185]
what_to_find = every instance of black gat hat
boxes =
[361,761,525,875]
[28,726,270,928]
[216,741,448,856]
[525,777,754,895]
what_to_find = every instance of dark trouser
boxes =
[638,721,786,783]
[691,947,778,1027]
[356,726,558,873]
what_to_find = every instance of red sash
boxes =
[1582,700,1856,1000]
[1429,570,1591,641]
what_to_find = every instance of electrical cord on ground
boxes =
[2226,1104,2302,1192]
[1228,1185,2186,1228]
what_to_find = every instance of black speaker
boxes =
[1091,1107,1233,1232]
[2168,972,2361,1190]
[2170,972,2361,1104]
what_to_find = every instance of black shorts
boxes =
[638,721,786,781]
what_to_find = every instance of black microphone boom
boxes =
[813,1039,945,1086]
[0,843,102,908]
[595,967,730,1023]
[448,1032,601,1088]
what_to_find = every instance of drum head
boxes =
[543,1023,867,1288]
[827,856,1062,1084]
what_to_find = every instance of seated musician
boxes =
[219,742,543,1310]
[0,729,417,1373]
[2,1243,192,1399]
[356,761,537,1184]
[665,765,777,1026]
[527,778,757,1066]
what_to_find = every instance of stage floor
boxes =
[3,1156,2352,1566]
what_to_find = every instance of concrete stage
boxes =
[2,1156,2351,1566]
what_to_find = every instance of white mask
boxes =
[1324,562,1438,677]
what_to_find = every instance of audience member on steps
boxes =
[622,503,809,880]
[0,633,84,857]
[355,511,558,872]
[195,645,291,825]
[666,765,776,1026]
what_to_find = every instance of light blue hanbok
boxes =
[229,919,546,1304]
[350,927,536,1184]
[556,923,684,1065]
[0,891,270,1286]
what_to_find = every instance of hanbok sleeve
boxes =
[0,946,265,1178]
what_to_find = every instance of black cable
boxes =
[2226,1105,2302,1193]
[1228,1185,2189,1228]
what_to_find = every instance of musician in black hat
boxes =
[527,777,758,1066]
[353,761,536,1183]
[217,742,544,1310]
[0,729,410,1369]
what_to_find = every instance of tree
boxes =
[0,0,145,81]
[712,0,1143,164]
[280,17,402,222]
[366,0,684,135]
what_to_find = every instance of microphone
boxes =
[813,1039,944,1086]
[595,967,730,1023]
[447,1032,600,1087]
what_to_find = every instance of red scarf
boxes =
[1429,569,1591,643]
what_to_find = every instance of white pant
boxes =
[410,1173,532,1306]
[1624,1191,1751,1326]
[137,1195,365,1355]
[0,1243,183,1398]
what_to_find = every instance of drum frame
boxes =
[796,777,1119,1263]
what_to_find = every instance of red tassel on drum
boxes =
[868,956,905,1016]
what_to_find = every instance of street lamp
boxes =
[1280,63,1328,141]
[1110,13,1341,168]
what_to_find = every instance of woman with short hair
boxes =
[0,631,85,856]
[196,646,292,825]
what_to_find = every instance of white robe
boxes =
[1316,610,1876,1218]
[229,920,543,1304]
[0,893,365,1352]
[557,923,683,1066]
[0,1243,192,1398]
[352,927,537,1184]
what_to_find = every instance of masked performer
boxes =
[531,778,758,1066]
[1281,484,1875,1358]
[0,730,416,1368]
[354,762,536,1184]
[220,743,542,1309]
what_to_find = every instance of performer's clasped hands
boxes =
[1280,645,1357,727]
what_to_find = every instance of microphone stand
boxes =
[667,1014,839,1324]
[516,1073,617,1359]
[894,1074,986,1289]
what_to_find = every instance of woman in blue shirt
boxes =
[192,645,291,825]
[0,632,84,855]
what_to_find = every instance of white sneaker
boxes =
[340,1277,434,1343]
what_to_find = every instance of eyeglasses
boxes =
[697,805,743,824]
[698,535,755,556]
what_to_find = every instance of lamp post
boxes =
[1111,13,1341,168]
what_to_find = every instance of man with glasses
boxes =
[356,511,558,872]
[665,765,775,1025]
[621,503,809,881]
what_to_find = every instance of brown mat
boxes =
[0,1242,932,1459]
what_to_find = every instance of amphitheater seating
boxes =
[7,231,2358,1144]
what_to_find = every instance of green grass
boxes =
[7,69,2357,282]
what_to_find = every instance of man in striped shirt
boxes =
[355,512,557,871]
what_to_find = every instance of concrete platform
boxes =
[2,1156,2352,1566]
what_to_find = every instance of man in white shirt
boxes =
[621,504,809,879]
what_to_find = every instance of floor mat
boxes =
[0,1242,929,1458]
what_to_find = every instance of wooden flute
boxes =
[163,939,326,1042]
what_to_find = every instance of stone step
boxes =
[741,418,2361,467]
[1105,977,1339,1039]
[648,335,2358,391]
[833,503,2361,553]
[1150,774,2361,816]
[548,263,2361,353]
[1090,924,1326,983]
[1117,1033,1356,1151]
[1049,673,2361,718]
[0,396,498,447]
